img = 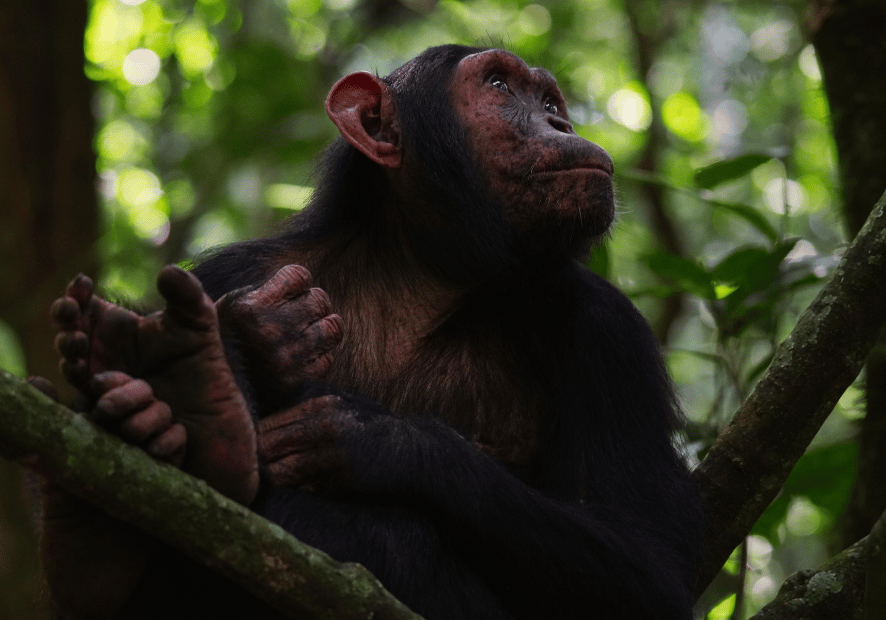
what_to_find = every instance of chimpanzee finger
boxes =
[310,313,344,350]
[264,446,348,491]
[244,264,313,307]
[118,400,173,444]
[258,423,314,462]
[55,330,89,387]
[155,265,215,330]
[27,376,59,402]
[265,454,315,487]
[299,350,337,381]
[258,399,348,464]
[60,357,90,389]
[92,375,155,425]
[257,395,342,433]
[50,296,82,330]
[271,313,342,377]
[55,330,89,359]
[146,423,187,467]
[90,370,131,393]
[303,287,333,319]
[64,273,95,307]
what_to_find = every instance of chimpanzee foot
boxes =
[138,265,259,505]
[51,274,142,393]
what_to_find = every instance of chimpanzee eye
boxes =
[490,76,509,92]
[544,100,559,115]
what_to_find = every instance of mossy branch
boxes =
[0,370,423,620]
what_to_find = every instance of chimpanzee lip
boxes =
[531,162,613,176]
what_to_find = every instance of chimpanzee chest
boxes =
[328,324,541,465]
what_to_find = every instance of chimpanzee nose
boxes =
[547,115,573,134]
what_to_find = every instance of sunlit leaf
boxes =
[0,320,25,377]
[708,594,736,619]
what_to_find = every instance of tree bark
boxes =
[0,2,99,617]
[0,370,423,620]
[0,0,99,387]
[747,539,867,620]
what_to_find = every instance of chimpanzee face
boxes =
[450,50,615,237]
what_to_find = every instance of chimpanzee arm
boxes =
[259,391,697,620]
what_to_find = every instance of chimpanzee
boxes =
[42,45,702,620]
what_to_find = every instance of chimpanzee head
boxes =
[318,45,615,282]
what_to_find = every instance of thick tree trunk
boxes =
[0,1,99,618]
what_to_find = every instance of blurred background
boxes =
[1,0,882,618]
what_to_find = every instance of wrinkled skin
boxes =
[451,50,614,233]
[258,395,358,493]
[221,264,344,399]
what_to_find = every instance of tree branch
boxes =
[743,508,886,620]
[0,369,423,620]
[747,538,866,620]
[866,508,886,620]
[694,190,886,592]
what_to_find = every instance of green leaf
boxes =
[708,200,779,243]
[710,247,772,286]
[616,168,684,192]
[645,251,716,299]
[714,240,799,299]
[787,272,823,292]
[745,352,774,382]
[668,348,725,367]
[694,154,771,189]
[617,169,778,242]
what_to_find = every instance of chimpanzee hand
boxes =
[219,264,344,394]
[257,393,450,501]
[257,395,359,494]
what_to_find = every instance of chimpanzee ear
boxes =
[326,72,401,168]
